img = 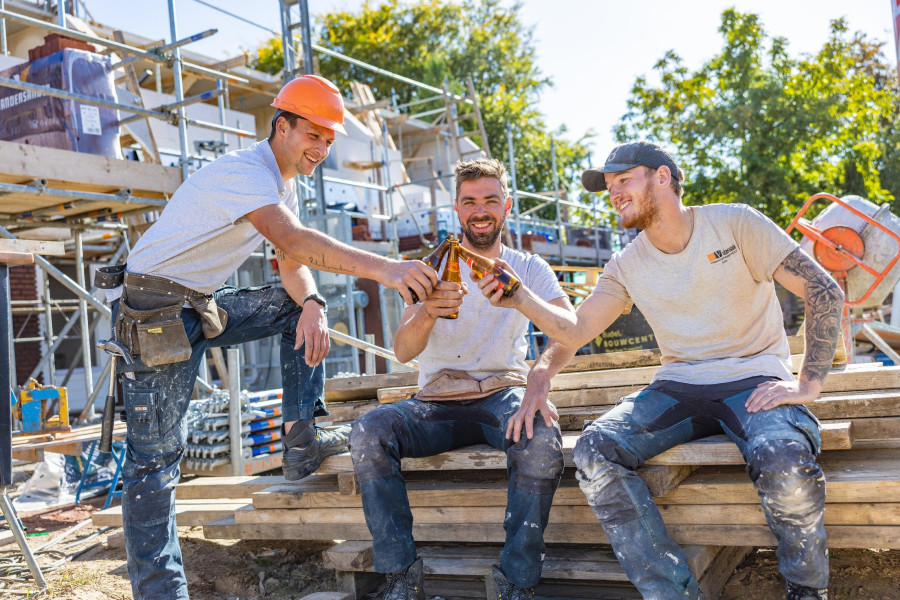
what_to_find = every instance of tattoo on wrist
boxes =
[308,253,357,275]
[781,249,844,385]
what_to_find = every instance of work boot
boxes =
[381,557,425,600]
[786,582,828,600]
[490,565,534,600]
[281,420,350,481]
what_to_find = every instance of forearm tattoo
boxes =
[274,247,286,262]
[781,248,844,385]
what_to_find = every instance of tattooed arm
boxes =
[745,247,844,412]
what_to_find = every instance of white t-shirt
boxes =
[593,203,798,384]
[127,140,295,294]
[416,245,567,389]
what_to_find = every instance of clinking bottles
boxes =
[408,236,450,304]
[456,244,521,298]
[439,238,462,319]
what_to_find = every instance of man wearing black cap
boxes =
[474,141,842,600]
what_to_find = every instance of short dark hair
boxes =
[268,110,302,142]
[454,158,509,199]
[644,165,683,198]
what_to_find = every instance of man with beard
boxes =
[349,158,573,600]
[475,142,841,600]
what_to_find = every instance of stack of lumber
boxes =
[94,338,900,598]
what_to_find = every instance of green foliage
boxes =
[250,0,595,224]
[616,10,900,226]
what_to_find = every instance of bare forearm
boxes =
[284,227,388,279]
[277,255,317,306]
[528,340,579,386]
[393,305,437,363]
[516,287,583,342]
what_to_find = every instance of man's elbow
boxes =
[393,343,416,365]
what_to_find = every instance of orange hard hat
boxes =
[271,74,347,135]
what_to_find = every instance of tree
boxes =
[616,10,900,226]
[250,0,595,225]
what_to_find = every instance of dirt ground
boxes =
[2,500,900,599]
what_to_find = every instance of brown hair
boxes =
[454,158,509,199]
[644,165,684,198]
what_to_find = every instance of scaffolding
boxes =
[0,0,621,473]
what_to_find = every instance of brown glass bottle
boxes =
[457,245,521,298]
[439,238,462,319]
[408,236,450,304]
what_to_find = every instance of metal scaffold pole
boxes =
[550,138,565,266]
[168,0,191,181]
[74,231,94,416]
[506,123,523,251]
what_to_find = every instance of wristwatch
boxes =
[302,292,328,311]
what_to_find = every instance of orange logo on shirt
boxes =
[707,244,737,264]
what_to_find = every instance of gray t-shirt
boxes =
[593,203,798,384]
[127,140,295,294]
[416,245,567,389]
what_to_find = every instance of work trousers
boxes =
[349,388,565,587]
[114,285,325,600]
[573,378,828,600]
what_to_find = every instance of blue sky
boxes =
[80,0,895,160]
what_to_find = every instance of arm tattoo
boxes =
[274,247,286,262]
[780,248,844,385]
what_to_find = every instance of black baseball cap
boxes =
[582,141,684,192]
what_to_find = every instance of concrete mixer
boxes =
[786,193,900,363]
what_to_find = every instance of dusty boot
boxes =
[786,582,828,600]
[381,557,425,600]
[490,565,534,600]
[281,420,350,481]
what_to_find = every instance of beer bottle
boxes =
[408,236,450,304]
[439,238,462,319]
[457,245,521,298]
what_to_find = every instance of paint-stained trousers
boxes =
[349,388,564,587]
[573,377,828,600]
[114,285,326,600]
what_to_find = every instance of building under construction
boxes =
[0,0,619,417]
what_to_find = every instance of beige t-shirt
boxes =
[594,203,798,384]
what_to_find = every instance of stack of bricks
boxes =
[27,34,96,61]
[10,264,41,385]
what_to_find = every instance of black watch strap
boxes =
[302,292,327,310]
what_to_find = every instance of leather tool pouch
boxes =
[116,301,191,367]
[415,369,527,402]
[114,272,214,367]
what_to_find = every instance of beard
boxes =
[619,180,659,230]
[461,217,504,250]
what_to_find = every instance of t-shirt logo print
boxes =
[707,244,737,264]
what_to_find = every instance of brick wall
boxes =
[10,264,40,385]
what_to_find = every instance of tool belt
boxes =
[96,266,228,367]
[415,368,526,402]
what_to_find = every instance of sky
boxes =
[77,0,897,161]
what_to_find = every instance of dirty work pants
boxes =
[114,285,326,600]
[573,378,828,600]
[349,388,564,587]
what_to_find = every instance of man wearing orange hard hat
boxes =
[104,74,438,600]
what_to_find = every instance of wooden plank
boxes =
[254,455,900,512]
[323,541,374,571]
[338,473,359,496]
[203,517,900,549]
[697,546,753,600]
[176,475,288,500]
[233,499,900,528]
[300,594,354,600]
[0,139,181,198]
[0,239,64,255]
[317,423,852,473]
[636,464,697,497]
[375,363,895,404]
[94,500,250,527]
